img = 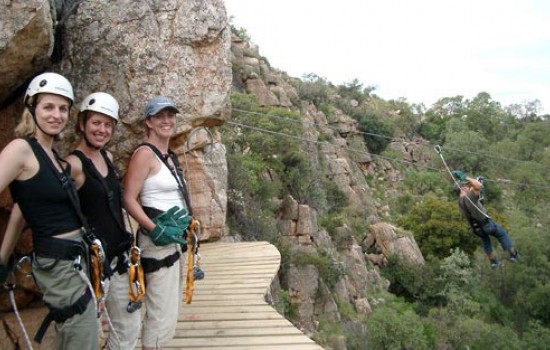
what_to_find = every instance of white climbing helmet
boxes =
[24,72,74,106]
[80,92,119,121]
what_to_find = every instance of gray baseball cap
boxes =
[145,96,180,118]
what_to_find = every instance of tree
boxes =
[398,195,478,259]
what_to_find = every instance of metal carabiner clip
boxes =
[128,246,141,267]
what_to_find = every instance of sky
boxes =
[225,0,550,114]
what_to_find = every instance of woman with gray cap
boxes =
[124,96,191,349]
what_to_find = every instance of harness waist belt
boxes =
[141,251,180,274]
[33,237,85,260]
[113,253,130,276]
[34,287,93,343]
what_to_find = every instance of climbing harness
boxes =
[29,137,107,317]
[72,149,144,314]
[3,257,34,350]
[434,145,491,220]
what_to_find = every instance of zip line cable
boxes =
[225,120,550,191]
[231,107,550,169]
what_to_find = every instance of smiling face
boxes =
[145,108,177,138]
[34,93,71,136]
[80,111,115,148]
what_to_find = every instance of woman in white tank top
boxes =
[124,96,188,350]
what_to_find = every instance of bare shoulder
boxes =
[130,145,155,164]
[0,138,35,185]
[65,153,83,173]
[5,138,32,154]
[0,138,33,164]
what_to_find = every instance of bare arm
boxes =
[0,139,33,193]
[123,148,156,232]
[65,153,86,189]
[0,140,35,265]
[466,176,482,195]
[0,204,26,265]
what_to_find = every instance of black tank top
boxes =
[71,150,131,260]
[9,138,81,237]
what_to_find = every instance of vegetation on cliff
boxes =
[227,25,550,349]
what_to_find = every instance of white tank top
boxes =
[140,152,186,213]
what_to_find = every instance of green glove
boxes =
[452,170,467,181]
[154,206,189,227]
[0,261,9,284]
[147,224,187,246]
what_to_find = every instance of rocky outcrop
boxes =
[0,0,55,104]
[363,222,425,266]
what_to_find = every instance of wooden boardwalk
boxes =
[163,241,326,350]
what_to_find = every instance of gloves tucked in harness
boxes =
[145,206,192,246]
[0,261,9,284]
[452,170,467,181]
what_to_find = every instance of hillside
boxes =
[226,25,550,349]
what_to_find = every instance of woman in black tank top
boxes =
[0,73,99,349]
[65,92,141,349]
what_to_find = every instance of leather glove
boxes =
[145,207,192,246]
[0,261,9,284]
[451,170,467,181]
[153,206,189,227]
[146,224,188,246]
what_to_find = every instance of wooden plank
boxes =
[175,319,295,330]
[174,326,303,337]
[181,305,276,313]
[166,334,318,347]
[191,288,268,295]
[163,345,324,350]
[179,312,285,322]
[192,282,271,290]
[182,300,268,307]
[195,277,274,284]
[189,294,266,301]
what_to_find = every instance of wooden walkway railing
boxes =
[163,241,326,350]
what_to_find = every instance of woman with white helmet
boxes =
[66,91,141,349]
[0,72,99,348]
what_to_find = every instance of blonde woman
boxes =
[0,72,98,348]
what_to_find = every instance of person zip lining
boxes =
[451,171,520,268]
[435,145,520,268]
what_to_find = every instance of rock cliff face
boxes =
[230,34,426,342]
[0,1,426,348]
